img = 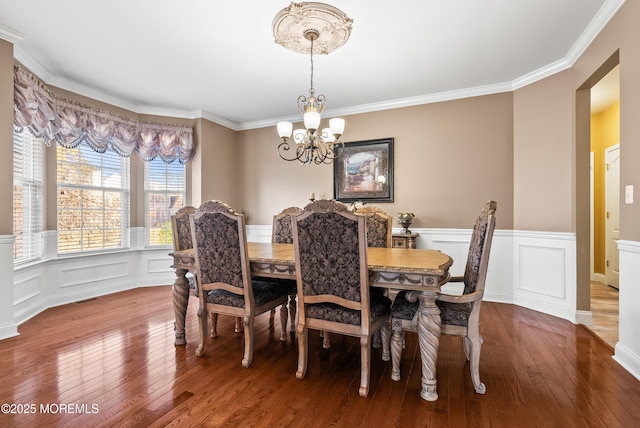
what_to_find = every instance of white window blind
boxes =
[13,130,43,264]
[57,144,130,253]
[145,158,185,247]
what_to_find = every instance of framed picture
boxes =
[333,137,394,203]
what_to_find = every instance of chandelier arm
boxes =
[297,95,308,116]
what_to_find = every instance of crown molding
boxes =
[0,23,23,44]
[512,0,626,90]
[8,0,625,132]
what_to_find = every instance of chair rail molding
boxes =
[7,226,639,382]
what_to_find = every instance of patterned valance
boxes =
[13,65,195,163]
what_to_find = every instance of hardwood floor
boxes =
[1,286,639,427]
[588,281,619,348]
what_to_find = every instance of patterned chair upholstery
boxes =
[171,205,197,292]
[272,206,302,244]
[171,205,241,337]
[354,205,392,248]
[292,199,391,397]
[190,200,292,367]
[389,200,497,394]
[171,205,196,253]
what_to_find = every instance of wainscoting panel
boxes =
[246,225,273,243]
[615,240,640,381]
[58,260,130,288]
[512,231,577,322]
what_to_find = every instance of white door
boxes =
[605,144,620,288]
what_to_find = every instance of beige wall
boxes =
[513,70,576,232]
[2,0,640,316]
[192,118,240,210]
[238,93,514,229]
[0,40,13,235]
[571,0,640,242]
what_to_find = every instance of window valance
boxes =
[13,65,195,163]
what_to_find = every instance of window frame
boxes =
[56,144,130,254]
[13,129,44,265]
[144,158,186,248]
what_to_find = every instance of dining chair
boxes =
[272,206,303,244]
[190,200,293,367]
[171,205,242,338]
[319,204,392,350]
[355,204,393,248]
[171,205,197,254]
[271,206,303,337]
[388,200,497,394]
[292,199,391,397]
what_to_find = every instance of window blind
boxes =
[13,129,43,263]
[145,158,185,247]
[57,144,130,253]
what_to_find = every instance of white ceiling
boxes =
[0,0,624,130]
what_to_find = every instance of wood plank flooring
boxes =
[589,281,619,348]
[0,286,638,427]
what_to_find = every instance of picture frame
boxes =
[333,137,394,203]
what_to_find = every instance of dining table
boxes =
[169,241,453,401]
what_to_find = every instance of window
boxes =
[145,158,185,247]
[57,144,130,253]
[13,130,43,264]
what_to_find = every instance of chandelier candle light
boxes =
[273,2,352,165]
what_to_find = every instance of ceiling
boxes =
[0,0,624,130]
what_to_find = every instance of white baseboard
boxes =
[613,342,640,381]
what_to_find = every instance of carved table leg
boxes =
[390,319,404,380]
[172,267,190,346]
[407,290,441,401]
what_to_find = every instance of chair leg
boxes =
[235,317,242,333]
[380,320,391,361]
[467,333,486,394]
[372,329,381,349]
[296,325,308,380]
[195,308,209,357]
[463,336,471,360]
[359,336,371,397]
[288,294,296,334]
[390,319,403,381]
[322,331,331,349]
[242,315,254,368]
[279,303,288,342]
[210,312,219,338]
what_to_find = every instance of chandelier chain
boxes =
[309,36,314,94]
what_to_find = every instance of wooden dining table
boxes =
[169,241,453,401]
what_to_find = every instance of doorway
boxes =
[589,64,620,345]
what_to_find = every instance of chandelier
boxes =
[272,2,352,165]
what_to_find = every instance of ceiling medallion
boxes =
[272,2,352,165]
[272,2,353,55]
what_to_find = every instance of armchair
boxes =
[389,200,497,394]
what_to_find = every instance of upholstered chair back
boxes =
[171,205,196,252]
[293,199,369,313]
[354,205,392,248]
[190,200,248,291]
[272,206,303,244]
[462,200,497,295]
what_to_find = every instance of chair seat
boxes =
[306,293,391,325]
[391,291,471,327]
[206,280,291,308]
